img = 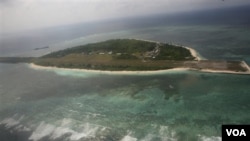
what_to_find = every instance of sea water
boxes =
[1,18,250,141]
[0,62,250,141]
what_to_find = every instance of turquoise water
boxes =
[1,63,250,141]
[1,20,250,141]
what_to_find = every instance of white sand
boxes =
[30,63,250,75]
[241,61,250,72]
[29,63,190,75]
[183,46,202,61]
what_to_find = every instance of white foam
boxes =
[81,122,99,137]
[0,115,31,132]
[29,63,97,78]
[15,124,31,132]
[27,121,105,141]
[158,125,177,141]
[120,135,138,141]
[141,133,177,141]
[49,125,91,140]
[141,134,154,141]
[61,122,100,140]
[159,125,169,136]
[29,122,56,141]
[199,135,221,141]
[0,118,20,128]
[1,116,106,141]
[69,131,87,140]
[51,127,74,140]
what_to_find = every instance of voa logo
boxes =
[226,129,246,136]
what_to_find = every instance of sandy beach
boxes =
[241,61,250,71]
[29,63,191,75]
[30,63,250,75]
[183,46,202,61]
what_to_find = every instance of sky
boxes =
[1,0,250,33]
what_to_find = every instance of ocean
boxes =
[1,6,250,141]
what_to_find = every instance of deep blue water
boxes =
[1,5,250,141]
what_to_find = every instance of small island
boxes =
[1,39,250,74]
[34,39,196,71]
[34,46,49,51]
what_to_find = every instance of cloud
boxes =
[0,0,12,4]
[0,0,13,7]
[1,0,250,33]
[0,0,22,7]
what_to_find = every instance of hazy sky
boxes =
[1,0,250,33]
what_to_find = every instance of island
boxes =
[34,46,49,51]
[1,39,250,74]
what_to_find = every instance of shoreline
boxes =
[29,63,250,75]
[197,69,250,75]
[29,63,191,75]
[183,46,202,61]
[28,39,249,75]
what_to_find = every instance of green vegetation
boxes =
[35,39,194,70]
[42,39,194,60]
[156,44,193,60]
[42,39,157,58]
